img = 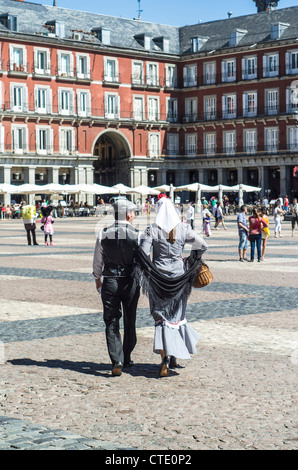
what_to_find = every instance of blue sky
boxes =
[33,0,298,26]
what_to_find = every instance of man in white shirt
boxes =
[186,202,195,229]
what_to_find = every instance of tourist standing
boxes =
[248,207,268,262]
[237,205,249,262]
[274,201,284,238]
[260,206,270,261]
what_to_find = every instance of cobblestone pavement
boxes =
[0,212,297,451]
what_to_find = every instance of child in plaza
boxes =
[41,205,55,246]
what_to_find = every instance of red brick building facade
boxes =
[0,0,297,204]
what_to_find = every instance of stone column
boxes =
[48,167,60,184]
[24,166,36,205]
[279,165,287,196]
[3,166,12,206]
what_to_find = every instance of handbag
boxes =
[193,262,213,288]
[40,225,44,231]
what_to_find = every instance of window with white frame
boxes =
[34,86,52,114]
[104,57,119,82]
[34,47,51,75]
[167,133,179,156]
[242,56,257,80]
[286,50,298,75]
[183,64,197,87]
[9,44,27,71]
[147,96,159,121]
[165,64,177,88]
[59,127,75,154]
[224,131,236,154]
[204,96,216,120]
[265,127,278,152]
[265,89,278,115]
[57,51,74,77]
[204,132,216,154]
[132,61,144,85]
[77,90,91,117]
[185,97,198,122]
[12,124,28,153]
[166,98,178,122]
[185,133,197,155]
[243,91,257,117]
[146,62,159,86]
[244,129,257,154]
[204,62,216,85]
[58,88,75,115]
[222,58,236,82]
[105,93,120,118]
[76,53,90,79]
[287,127,298,151]
[36,126,53,154]
[10,83,28,112]
[286,87,298,113]
[133,96,145,120]
[222,94,237,119]
[263,53,279,77]
[148,132,160,157]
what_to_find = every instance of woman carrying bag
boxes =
[136,195,208,377]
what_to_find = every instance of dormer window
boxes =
[45,20,65,38]
[92,28,110,45]
[230,29,247,47]
[0,14,17,31]
[191,36,209,53]
[134,33,151,50]
[270,22,289,40]
[153,36,169,52]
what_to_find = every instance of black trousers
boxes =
[101,277,140,366]
[25,223,37,245]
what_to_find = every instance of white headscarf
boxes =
[155,197,181,233]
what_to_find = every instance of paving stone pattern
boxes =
[0,214,297,450]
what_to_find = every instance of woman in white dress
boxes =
[274,201,284,237]
[137,196,208,377]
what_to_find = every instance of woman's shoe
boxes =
[169,356,179,369]
[159,356,169,377]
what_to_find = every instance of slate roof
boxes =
[179,6,298,54]
[0,0,297,56]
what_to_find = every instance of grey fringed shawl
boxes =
[134,248,202,321]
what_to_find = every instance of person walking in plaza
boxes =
[92,198,140,377]
[237,205,249,262]
[136,196,208,377]
[260,206,270,261]
[291,198,298,237]
[41,205,55,246]
[248,207,268,262]
[186,202,195,229]
[214,202,227,230]
[273,200,284,238]
[21,203,39,246]
[202,203,212,237]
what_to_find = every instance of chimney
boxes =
[254,1,279,13]
[12,0,25,2]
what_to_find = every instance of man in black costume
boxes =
[93,198,140,376]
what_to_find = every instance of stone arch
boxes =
[92,129,132,186]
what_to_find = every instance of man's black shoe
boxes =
[123,361,134,368]
[112,362,123,376]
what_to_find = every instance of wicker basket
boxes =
[193,262,214,288]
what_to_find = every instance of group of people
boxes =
[1,203,23,219]
[92,194,208,378]
[21,202,55,246]
[237,198,298,262]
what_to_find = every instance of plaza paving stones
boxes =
[0,214,297,451]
